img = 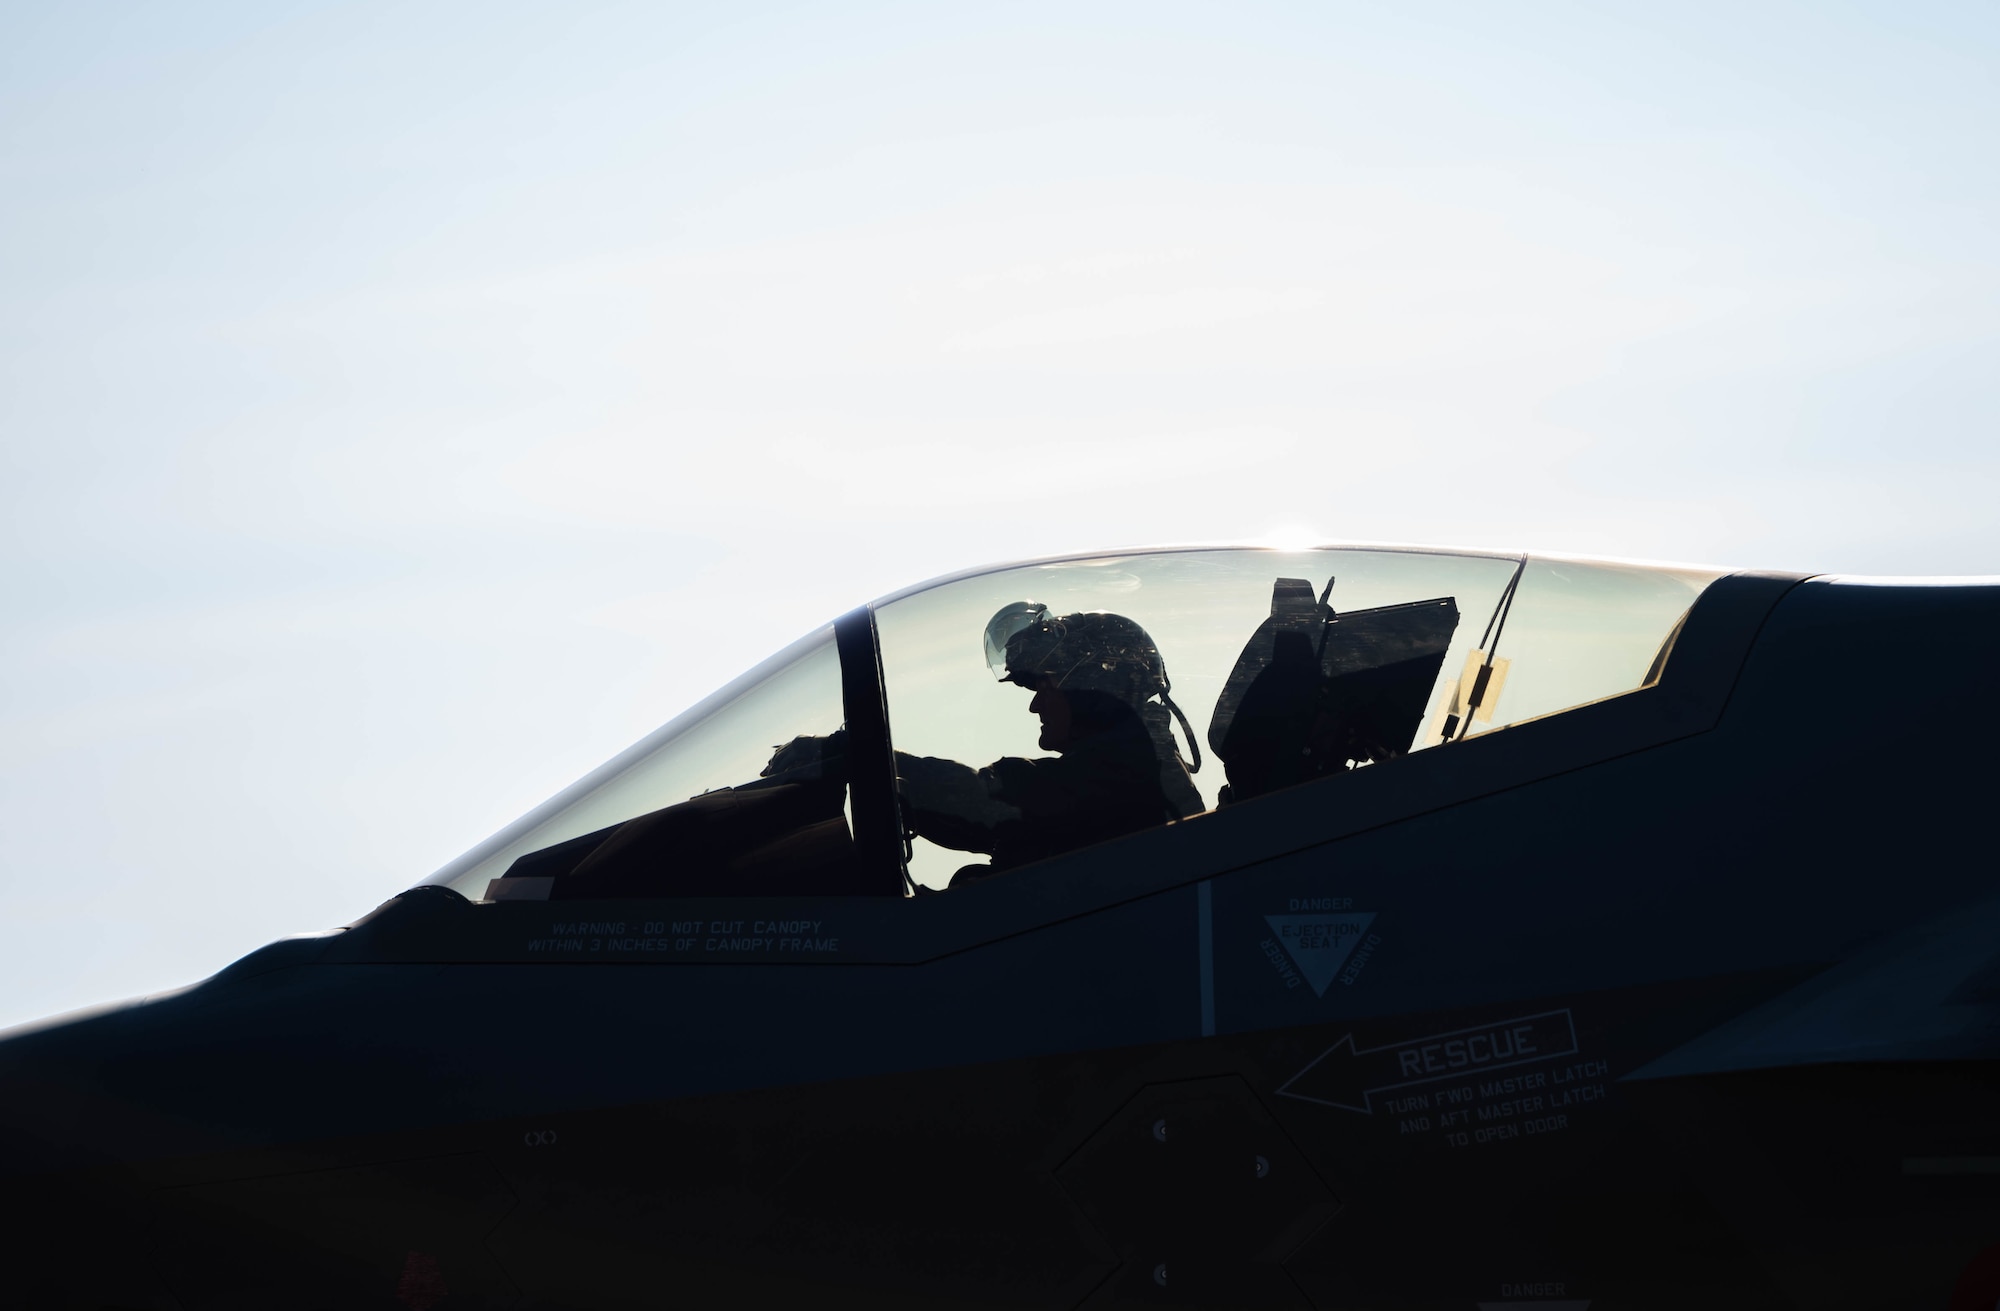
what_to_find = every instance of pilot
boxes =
[896,603,1204,883]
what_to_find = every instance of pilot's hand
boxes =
[761,729,848,780]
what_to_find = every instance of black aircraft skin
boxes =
[4,549,2000,1311]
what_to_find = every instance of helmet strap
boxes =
[1163,692,1202,773]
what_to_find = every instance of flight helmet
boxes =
[983,604,1164,697]
[983,602,1201,769]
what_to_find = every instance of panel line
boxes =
[1197,879,1215,1038]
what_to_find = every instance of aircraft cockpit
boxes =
[430,546,1722,902]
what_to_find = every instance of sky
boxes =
[3,0,1997,1029]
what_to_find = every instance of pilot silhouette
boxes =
[896,604,1204,884]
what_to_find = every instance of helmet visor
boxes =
[983,601,1051,681]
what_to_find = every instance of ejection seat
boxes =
[1207,578,1461,805]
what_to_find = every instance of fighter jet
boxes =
[4,542,1998,1310]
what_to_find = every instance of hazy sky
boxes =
[4,0,1997,1029]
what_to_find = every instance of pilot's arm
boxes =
[894,751,1021,854]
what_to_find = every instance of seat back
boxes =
[1208,578,1460,803]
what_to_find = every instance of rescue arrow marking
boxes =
[1276,1009,1579,1114]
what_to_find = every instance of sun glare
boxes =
[1258,524,1326,552]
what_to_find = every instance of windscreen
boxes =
[429,625,850,900]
